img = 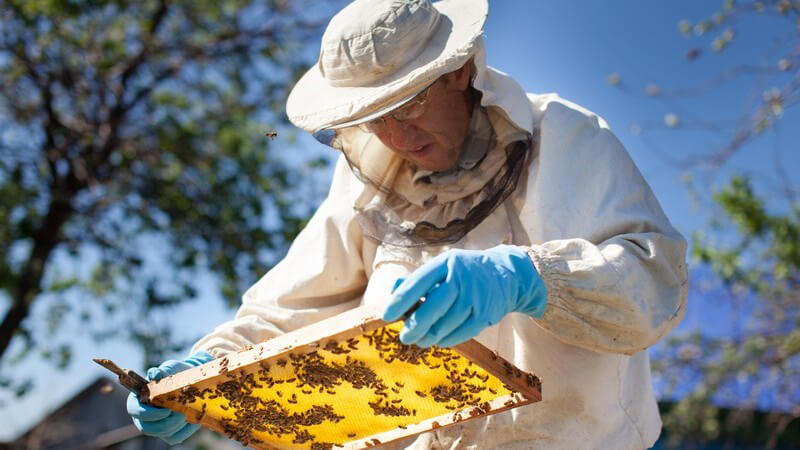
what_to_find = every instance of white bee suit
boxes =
[192,55,688,449]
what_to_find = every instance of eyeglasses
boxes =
[357,81,437,134]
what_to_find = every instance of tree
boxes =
[656,176,799,448]
[611,0,800,447]
[0,0,335,397]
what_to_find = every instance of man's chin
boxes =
[408,147,458,172]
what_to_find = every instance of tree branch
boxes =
[0,191,76,359]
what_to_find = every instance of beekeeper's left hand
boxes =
[383,245,547,348]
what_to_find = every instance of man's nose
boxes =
[384,117,417,150]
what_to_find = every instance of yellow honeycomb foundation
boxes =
[146,307,541,449]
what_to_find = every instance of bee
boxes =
[265,131,278,139]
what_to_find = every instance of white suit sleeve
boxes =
[519,97,688,355]
[191,156,369,358]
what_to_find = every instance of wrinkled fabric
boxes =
[192,68,688,449]
[319,0,441,87]
[288,0,489,132]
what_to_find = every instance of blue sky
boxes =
[1,0,798,440]
[488,1,799,232]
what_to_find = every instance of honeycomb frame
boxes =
[145,305,542,449]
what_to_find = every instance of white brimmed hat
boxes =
[286,0,489,132]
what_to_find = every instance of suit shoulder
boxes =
[526,93,611,132]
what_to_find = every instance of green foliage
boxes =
[0,0,335,391]
[657,176,800,447]
[692,176,800,291]
[694,176,799,302]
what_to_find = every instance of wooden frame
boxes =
[146,305,542,449]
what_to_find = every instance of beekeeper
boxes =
[127,0,689,448]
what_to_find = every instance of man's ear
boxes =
[442,60,472,91]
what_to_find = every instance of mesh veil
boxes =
[324,115,532,247]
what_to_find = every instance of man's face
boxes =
[373,65,474,172]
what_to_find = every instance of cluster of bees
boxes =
[167,324,527,448]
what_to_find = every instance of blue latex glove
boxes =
[126,352,214,445]
[383,245,546,348]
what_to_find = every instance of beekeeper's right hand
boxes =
[126,352,213,444]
